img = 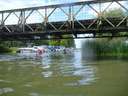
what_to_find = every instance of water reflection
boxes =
[0,79,12,83]
[29,92,39,96]
[41,71,53,77]
[40,50,97,86]
[0,50,97,96]
[0,87,14,95]
[0,54,22,61]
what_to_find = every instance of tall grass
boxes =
[83,38,128,57]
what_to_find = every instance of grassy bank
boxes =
[83,38,128,57]
[0,46,12,53]
[0,46,18,54]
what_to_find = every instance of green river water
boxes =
[0,50,128,96]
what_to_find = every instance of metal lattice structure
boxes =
[0,0,128,40]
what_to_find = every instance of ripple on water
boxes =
[78,77,97,86]
[41,65,50,69]
[0,79,12,83]
[24,83,32,87]
[41,71,53,78]
[0,55,24,61]
[29,92,39,96]
[0,87,14,95]
[63,65,97,86]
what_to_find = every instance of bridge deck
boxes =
[0,18,128,40]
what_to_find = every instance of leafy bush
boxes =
[0,46,12,53]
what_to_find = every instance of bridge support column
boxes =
[22,11,25,33]
[44,8,48,33]
[19,10,26,33]
[126,17,128,27]
[0,12,4,30]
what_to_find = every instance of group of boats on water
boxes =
[17,45,74,58]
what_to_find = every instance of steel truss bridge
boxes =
[0,0,128,40]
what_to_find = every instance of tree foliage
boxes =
[103,8,125,18]
[48,35,75,47]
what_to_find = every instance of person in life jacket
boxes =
[37,48,42,56]
[37,48,45,56]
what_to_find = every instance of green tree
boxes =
[97,8,127,36]
[48,35,75,47]
[103,8,125,18]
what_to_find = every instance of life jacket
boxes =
[37,49,43,55]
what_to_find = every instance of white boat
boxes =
[17,47,45,58]
[17,46,74,58]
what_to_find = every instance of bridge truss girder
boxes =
[0,0,128,40]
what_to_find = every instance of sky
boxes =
[1,0,126,25]
[0,0,97,24]
[0,0,126,11]
[0,0,88,10]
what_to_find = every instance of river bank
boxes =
[0,46,18,54]
[82,38,128,58]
